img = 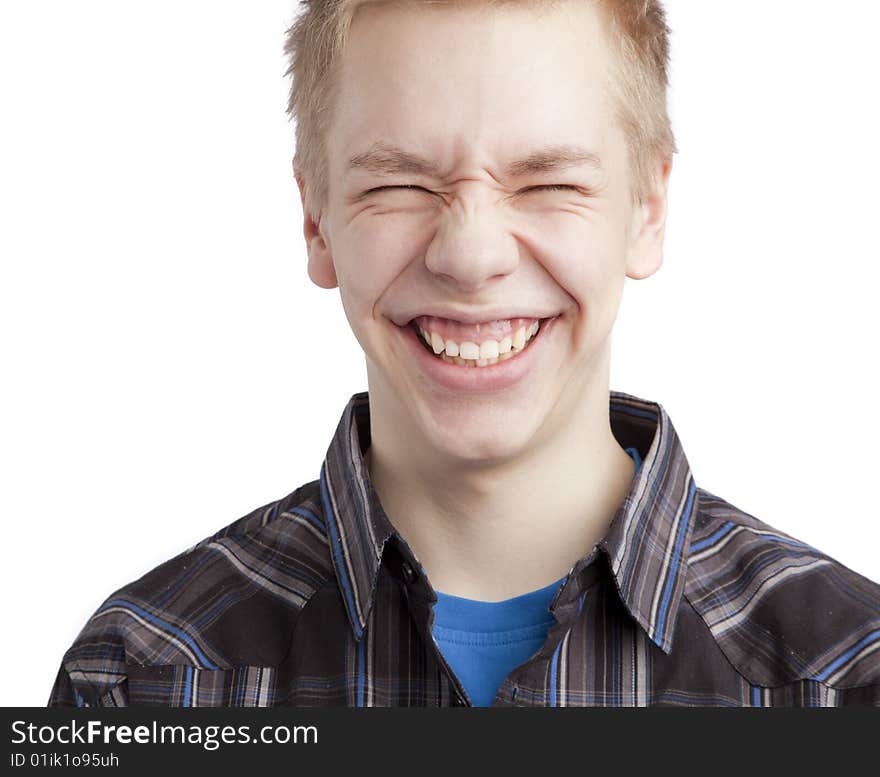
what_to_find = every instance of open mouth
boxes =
[407,317,552,368]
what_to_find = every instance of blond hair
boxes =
[283,0,676,218]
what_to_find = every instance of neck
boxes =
[365,360,634,602]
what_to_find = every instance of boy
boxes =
[49,0,880,707]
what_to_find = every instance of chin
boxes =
[423,409,538,464]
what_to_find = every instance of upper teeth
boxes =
[417,320,540,362]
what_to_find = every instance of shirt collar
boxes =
[320,389,697,653]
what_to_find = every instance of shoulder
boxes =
[50,479,334,706]
[683,487,880,693]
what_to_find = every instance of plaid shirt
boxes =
[49,390,880,707]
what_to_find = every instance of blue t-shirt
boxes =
[431,446,643,706]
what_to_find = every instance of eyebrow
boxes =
[345,142,604,179]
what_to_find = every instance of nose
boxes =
[423,187,519,291]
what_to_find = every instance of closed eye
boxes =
[364,184,430,195]
[521,184,581,193]
[361,183,587,197]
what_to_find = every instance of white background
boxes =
[1,1,878,706]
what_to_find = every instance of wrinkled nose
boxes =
[424,192,519,291]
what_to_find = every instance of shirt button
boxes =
[401,560,417,584]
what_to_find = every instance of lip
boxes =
[392,315,559,393]
[396,310,556,327]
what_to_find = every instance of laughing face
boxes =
[298,1,669,468]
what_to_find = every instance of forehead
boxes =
[327,1,621,183]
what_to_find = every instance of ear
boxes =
[625,156,673,281]
[294,161,338,290]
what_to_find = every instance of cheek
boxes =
[336,244,407,320]
[534,224,619,304]
[341,217,427,300]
